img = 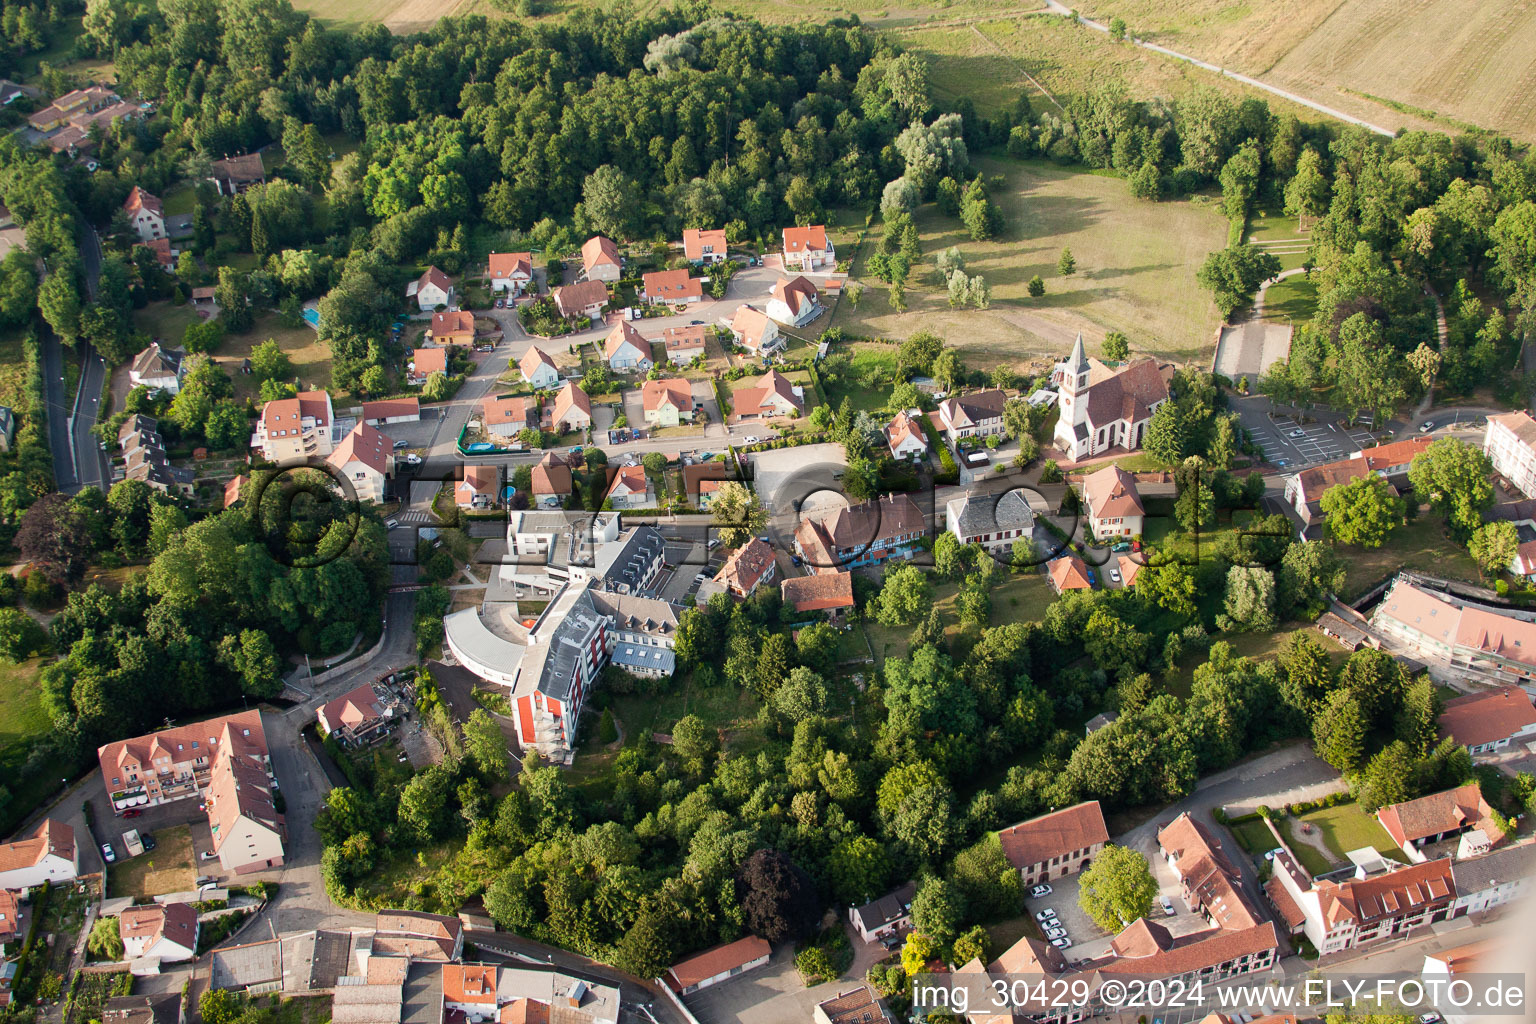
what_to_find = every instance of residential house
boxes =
[375,910,464,961]
[1158,813,1265,931]
[553,280,608,321]
[0,890,18,945]
[456,464,500,509]
[603,321,652,372]
[548,383,592,433]
[1283,438,1431,535]
[1511,540,1536,580]
[780,572,855,620]
[360,398,420,426]
[665,936,772,995]
[97,709,272,813]
[129,342,182,395]
[683,227,728,264]
[209,153,266,195]
[139,237,174,271]
[317,683,391,746]
[1449,838,1536,918]
[814,987,889,1024]
[641,269,703,308]
[765,275,821,327]
[662,324,707,364]
[1082,464,1145,539]
[119,904,199,967]
[530,453,573,508]
[1268,845,1455,955]
[0,820,78,891]
[255,390,334,461]
[849,881,916,943]
[795,493,925,571]
[683,462,728,505]
[1371,575,1536,686]
[1484,411,1536,498]
[326,422,395,504]
[411,346,448,382]
[1048,555,1094,593]
[716,538,776,599]
[936,389,1007,444]
[430,310,475,346]
[124,187,165,242]
[1438,686,1536,754]
[997,801,1109,886]
[945,490,1035,552]
[205,741,286,875]
[1376,783,1504,861]
[408,267,454,312]
[440,964,618,1024]
[481,394,534,438]
[727,304,782,355]
[642,378,695,427]
[1052,334,1172,460]
[606,465,652,509]
[209,938,283,994]
[697,479,723,508]
[732,368,802,420]
[884,410,929,461]
[782,224,833,271]
[1422,939,1499,1024]
[118,417,193,495]
[1117,554,1142,588]
[487,251,533,296]
[519,346,561,389]
[580,236,622,282]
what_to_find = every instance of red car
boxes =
[122,809,142,819]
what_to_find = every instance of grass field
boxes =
[215,315,335,400]
[832,155,1227,370]
[0,657,47,755]
[1337,515,1482,601]
[1296,802,1408,864]
[1227,815,1278,856]
[1073,0,1536,142]
[106,824,195,899]
[1262,275,1318,325]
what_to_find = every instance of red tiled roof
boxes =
[884,411,927,456]
[488,251,532,280]
[327,422,393,477]
[770,275,818,317]
[1082,359,1170,426]
[663,324,707,355]
[683,461,728,496]
[361,398,419,420]
[554,280,609,316]
[319,684,384,735]
[729,304,775,350]
[607,464,647,499]
[418,266,452,295]
[431,310,475,341]
[781,572,854,612]
[413,346,449,376]
[782,224,827,254]
[581,235,621,274]
[683,228,727,261]
[1438,686,1536,749]
[442,964,497,1004]
[643,269,702,303]
[716,537,775,594]
[531,453,573,496]
[551,382,591,424]
[1083,464,1144,519]
[1047,555,1093,591]
[520,346,558,380]
[1264,877,1306,930]
[997,801,1108,870]
[457,465,499,498]
[666,936,771,991]
[0,819,74,875]
[1376,783,1502,849]
[482,394,532,430]
[642,377,693,414]
[124,186,163,218]
[1314,858,1455,926]
[120,902,198,952]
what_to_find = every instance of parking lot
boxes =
[1235,400,1376,469]
[1019,859,1217,965]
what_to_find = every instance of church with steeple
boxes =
[1051,333,1173,462]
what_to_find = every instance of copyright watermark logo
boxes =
[245,457,363,568]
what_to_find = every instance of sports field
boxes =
[830,155,1227,370]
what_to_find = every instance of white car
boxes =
[694,573,710,585]
[1034,909,1057,923]
[1050,936,1072,949]
[404,454,422,465]
[385,519,399,529]
[1161,897,1176,916]
[1288,429,1306,438]
[1108,568,1122,584]
[200,849,219,861]
[743,436,759,445]
[1419,421,1436,433]
[1029,884,1053,898]
[100,843,115,864]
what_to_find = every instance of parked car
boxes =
[142,833,157,851]
[101,843,115,863]
[879,934,902,950]
[1030,884,1053,898]
[404,454,423,465]
[1418,1014,1443,1024]
[743,436,759,444]
[1288,429,1306,438]
[1045,927,1067,940]
[1264,848,1283,861]
[1419,421,1436,433]
[1109,568,1122,584]
[690,319,704,325]
[495,298,505,308]
[121,809,142,819]
[200,850,219,861]
[1161,897,1175,916]
[393,439,410,449]
[385,519,399,529]
[694,573,709,585]
[1034,909,1057,923]
[1050,937,1072,949]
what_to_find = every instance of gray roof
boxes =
[588,591,679,637]
[534,586,606,703]
[0,405,13,436]
[947,490,1035,537]
[103,994,181,1024]
[400,959,444,1024]
[594,525,664,592]
[610,643,676,674]
[211,937,283,990]
[1451,840,1536,895]
[118,414,159,446]
[851,880,916,932]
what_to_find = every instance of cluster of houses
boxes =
[245,391,423,503]
[28,84,145,159]
[117,414,195,495]
[0,819,80,946]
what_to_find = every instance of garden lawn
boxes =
[830,155,1228,370]
[0,657,47,764]
[1227,816,1278,856]
[1275,819,1334,876]
[1263,274,1318,324]
[1337,516,1482,601]
[1297,802,1408,864]
[134,302,201,347]
[106,825,195,899]
[212,314,336,401]
[825,342,900,417]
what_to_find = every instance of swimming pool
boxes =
[302,307,320,328]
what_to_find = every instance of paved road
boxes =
[42,223,111,494]
[1040,0,1395,137]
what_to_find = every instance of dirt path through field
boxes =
[386,0,476,33]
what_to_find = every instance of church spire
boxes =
[1068,331,1088,375]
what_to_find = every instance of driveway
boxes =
[752,443,849,515]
